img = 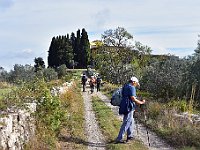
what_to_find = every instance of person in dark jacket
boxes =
[96,75,102,92]
[81,74,87,92]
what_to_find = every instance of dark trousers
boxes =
[82,83,86,92]
[97,83,100,92]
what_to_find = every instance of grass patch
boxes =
[58,81,87,150]
[91,96,148,150]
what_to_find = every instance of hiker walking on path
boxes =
[89,76,96,94]
[81,73,88,92]
[116,76,145,143]
[96,75,102,92]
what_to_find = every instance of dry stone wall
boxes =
[0,103,36,150]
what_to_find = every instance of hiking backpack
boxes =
[82,76,87,83]
[96,77,101,84]
[110,88,123,106]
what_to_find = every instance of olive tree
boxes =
[97,27,136,84]
[141,57,186,100]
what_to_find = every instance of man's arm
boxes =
[130,96,145,105]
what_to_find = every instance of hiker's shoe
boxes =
[126,137,135,142]
[115,140,126,144]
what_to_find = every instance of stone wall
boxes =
[0,103,36,150]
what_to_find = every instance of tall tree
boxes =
[102,26,133,48]
[48,28,90,69]
[48,37,57,68]
[74,29,81,68]
[80,28,90,68]
[65,34,74,68]
[98,27,135,84]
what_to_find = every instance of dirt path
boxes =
[95,91,175,150]
[82,88,106,150]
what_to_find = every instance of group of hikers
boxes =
[81,73,102,93]
[81,72,146,144]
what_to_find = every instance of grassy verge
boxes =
[91,96,148,150]
[58,81,87,150]
[145,101,200,150]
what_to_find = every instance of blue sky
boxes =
[0,0,200,71]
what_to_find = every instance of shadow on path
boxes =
[59,135,106,148]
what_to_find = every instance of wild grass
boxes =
[144,100,200,149]
[101,82,118,98]
[58,81,87,150]
[91,96,148,150]
[0,82,13,108]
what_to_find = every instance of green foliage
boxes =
[166,100,188,112]
[101,82,118,97]
[34,57,45,72]
[36,92,65,133]
[0,67,8,82]
[8,64,35,83]
[102,27,133,47]
[1,78,67,149]
[48,28,91,69]
[80,28,90,68]
[94,27,152,85]
[43,67,58,82]
[56,64,67,79]
[141,57,185,100]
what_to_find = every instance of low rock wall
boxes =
[0,103,36,150]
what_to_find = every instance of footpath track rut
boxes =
[82,89,106,150]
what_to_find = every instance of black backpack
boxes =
[96,77,101,84]
[82,76,87,83]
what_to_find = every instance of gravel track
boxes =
[82,89,106,150]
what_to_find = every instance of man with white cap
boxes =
[116,76,145,143]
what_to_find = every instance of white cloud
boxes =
[22,49,32,54]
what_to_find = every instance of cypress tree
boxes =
[80,28,90,68]
[48,37,59,68]
[74,29,81,68]
[48,28,90,69]
[65,34,74,68]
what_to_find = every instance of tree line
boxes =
[48,28,90,69]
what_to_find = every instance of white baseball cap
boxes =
[130,76,140,85]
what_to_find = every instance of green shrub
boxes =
[101,82,118,97]
[167,100,187,112]
[148,101,163,119]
